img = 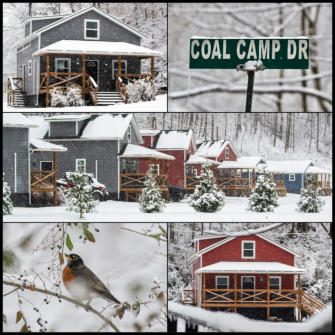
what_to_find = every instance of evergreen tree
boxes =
[189,163,225,213]
[3,173,14,215]
[297,176,325,213]
[248,169,279,212]
[66,172,98,218]
[139,167,165,213]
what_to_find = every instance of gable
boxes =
[155,130,193,150]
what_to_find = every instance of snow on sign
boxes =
[189,37,309,69]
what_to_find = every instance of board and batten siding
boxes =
[284,173,303,193]
[3,127,30,206]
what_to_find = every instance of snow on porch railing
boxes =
[87,75,98,105]
[116,76,127,103]
[7,77,24,106]
[180,289,194,305]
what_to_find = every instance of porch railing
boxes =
[30,170,57,192]
[86,75,98,105]
[180,289,195,305]
[120,173,168,190]
[7,77,25,106]
[39,72,83,92]
[116,76,127,103]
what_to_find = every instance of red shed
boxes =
[181,233,325,322]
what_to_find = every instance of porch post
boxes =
[53,151,57,206]
[297,274,301,322]
[118,55,121,79]
[233,168,237,196]
[202,273,206,308]
[266,274,270,321]
[46,53,50,107]
[234,273,237,313]
[151,56,154,80]
[82,54,86,99]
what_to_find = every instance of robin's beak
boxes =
[65,254,71,261]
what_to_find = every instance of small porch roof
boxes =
[30,139,67,152]
[305,165,331,174]
[119,144,175,161]
[218,156,265,169]
[195,261,306,275]
[185,154,220,166]
[260,160,313,174]
[32,40,162,57]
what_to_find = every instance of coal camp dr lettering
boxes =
[191,39,308,60]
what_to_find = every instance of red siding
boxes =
[198,237,227,251]
[217,143,237,162]
[141,135,153,147]
[159,150,185,187]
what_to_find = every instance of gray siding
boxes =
[16,37,39,96]
[3,127,30,204]
[120,122,139,146]
[25,22,31,37]
[50,121,77,138]
[32,18,63,33]
[31,140,119,194]
[40,9,140,48]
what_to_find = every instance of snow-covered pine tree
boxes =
[139,167,165,213]
[297,176,325,213]
[3,173,13,215]
[248,168,279,212]
[66,172,98,218]
[189,163,225,213]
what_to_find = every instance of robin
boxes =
[62,253,120,305]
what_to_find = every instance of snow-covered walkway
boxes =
[4,194,332,222]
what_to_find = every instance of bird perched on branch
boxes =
[62,254,120,305]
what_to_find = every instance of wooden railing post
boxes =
[297,274,302,322]
[267,274,270,320]
[82,54,86,99]
[234,273,237,313]
[202,273,206,308]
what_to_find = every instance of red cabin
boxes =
[182,234,325,322]
[196,140,238,162]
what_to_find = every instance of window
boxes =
[236,169,241,178]
[56,58,71,73]
[242,241,255,259]
[216,276,229,289]
[127,125,132,142]
[28,60,32,76]
[85,19,99,39]
[76,159,86,172]
[289,174,295,181]
[186,166,197,177]
[150,164,160,175]
[40,161,53,171]
[225,147,229,159]
[269,277,281,290]
[112,59,127,79]
[121,159,138,174]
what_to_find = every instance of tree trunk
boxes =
[211,114,214,140]
[316,111,320,152]
[273,113,277,147]
[284,113,291,153]
[301,9,308,112]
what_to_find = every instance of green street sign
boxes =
[189,38,309,69]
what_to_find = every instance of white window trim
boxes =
[127,125,132,142]
[269,276,281,292]
[28,60,32,76]
[289,173,295,181]
[112,59,127,80]
[150,164,160,175]
[225,147,229,159]
[55,58,71,73]
[84,19,100,40]
[40,161,53,171]
[241,240,255,259]
[215,276,229,289]
[76,158,86,172]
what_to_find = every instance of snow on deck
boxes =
[32,40,161,57]
[196,140,229,158]
[81,114,133,140]
[261,160,313,173]
[30,138,67,152]
[119,144,175,160]
[155,130,193,150]
[195,261,306,274]
[218,156,264,169]
[3,113,39,128]
[185,154,220,165]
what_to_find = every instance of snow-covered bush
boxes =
[126,78,155,103]
[306,279,332,304]
[139,167,165,213]
[297,177,325,213]
[50,87,67,107]
[3,173,13,215]
[66,172,98,218]
[189,163,225,213]
[50,85,85,107]
[248,169,279,212]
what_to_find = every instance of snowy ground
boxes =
[4,194,332,222]
[3,94,167,112]
[3,223,167,332]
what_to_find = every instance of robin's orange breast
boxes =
[62,266,75,291]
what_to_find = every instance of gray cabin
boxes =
[9,6,161,107]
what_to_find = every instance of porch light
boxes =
[260,276,263,282]
[76,58,80,65]
[19,66,22,71]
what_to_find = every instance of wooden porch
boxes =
[306,174,332,196]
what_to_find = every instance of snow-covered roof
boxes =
[80,114,142,143]
[30,139,67,152]
[261,160,313,173]
[305,165,331,174]
[119,144,175,160]
[32,40,161,57]
[3,113,39,128]
[44,114,91,122]
[185,154,220,166]
[155,130,194,150]
[196,140,238,158]
[218,156,265,169]
[140,129,161,136]
[13,6,148,48]
[28,116,49,139]
[195,261,306,274]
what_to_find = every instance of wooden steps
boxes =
[97,91,124,105]
[301,291,326,315]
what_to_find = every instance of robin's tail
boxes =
[104,291,120,304]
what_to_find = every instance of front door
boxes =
[85,60,98,87]
[242,276,255,301]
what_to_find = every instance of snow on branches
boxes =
[297,176,325,213]
[126,78,155,103]
[51,86,85,107]
[248,169,279,212]
[189,163,225,213]
[3,173,13,215]
[66,172,98,218]
[139,167,165,213]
